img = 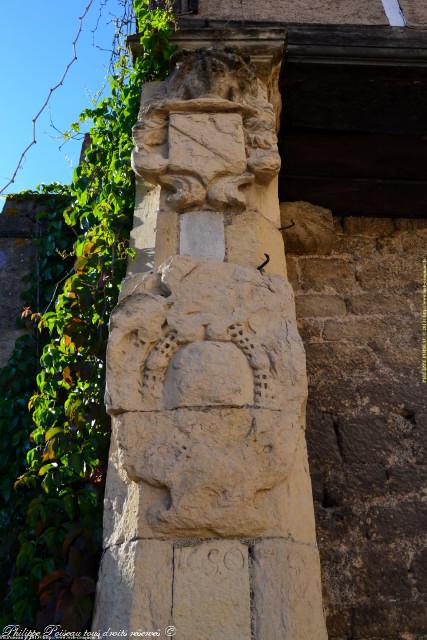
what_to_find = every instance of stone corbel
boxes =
[167,26,287,127]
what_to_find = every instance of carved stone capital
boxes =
[131,39,284,217]
[169,25,287,122]
[128,25,287,110]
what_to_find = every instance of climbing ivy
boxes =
[0,1,175,629]
[0,185,74,625]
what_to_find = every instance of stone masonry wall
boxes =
[0,198,38,367]
[188,0,427,27]
[191,0,388,25]
[283,206,427,639]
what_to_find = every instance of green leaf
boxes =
[45,426,62,442]
[38,463,56,476]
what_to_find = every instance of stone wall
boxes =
[0,198,38,367]
[282,202,427,639]
[192,0,388,25]
[185,0,427,28]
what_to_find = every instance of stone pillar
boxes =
[93,28,328,640]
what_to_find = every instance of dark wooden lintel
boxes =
[280,175,427,218]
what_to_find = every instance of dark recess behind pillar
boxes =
[279,25,427,217]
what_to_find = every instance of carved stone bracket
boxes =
[132,47,281,216]
[129,30,288,272]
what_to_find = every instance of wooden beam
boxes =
[281,62,427,136]
[280,129,427,180]
[280,175,427,217]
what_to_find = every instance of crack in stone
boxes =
[332,416,345,463]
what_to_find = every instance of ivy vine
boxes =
[0,185,74,625]
[0,1,175,629]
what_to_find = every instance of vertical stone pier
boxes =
[93,27,328,640]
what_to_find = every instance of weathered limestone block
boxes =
[103,415,318,547]
[129,81,167,274]
[168,112,247,192]
[226,208,287,275]
[173,541,251,640]
[92,540,173,632]
[128,181,159,274]
[252,539,328,640]
[101,427,142,546]
[180,210,225,260]
[280,201,335,255]
[155,209,179,266]
[106,256,306,415]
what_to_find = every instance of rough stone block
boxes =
[0,238,35,285]
[342,216,395,236]
[411,547,427,595]
[348,292,412,315]
[323,317,391,342]
[0,238,35,364]
[351,601,427,638]
[289,214,427,636]
[306,410,343,468]
[300,257,356,293]
[366,501,427,542]
[252,539,328,640]
[386,464,427,496]
[357,256,420,291]
[280,201,335,255]
[296,294,346,318]
[155,209,179,267]
[92,540,173,633]
[331,232,377,258]
[322,547,412,606]
[0,329,26,367]
[326,607,352,638]
[400,227,427,254]
[180,210,225,260]
[297,318,323,342]
[395,218,427,231]
[173,541,251,640]
[0,197,41,237]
